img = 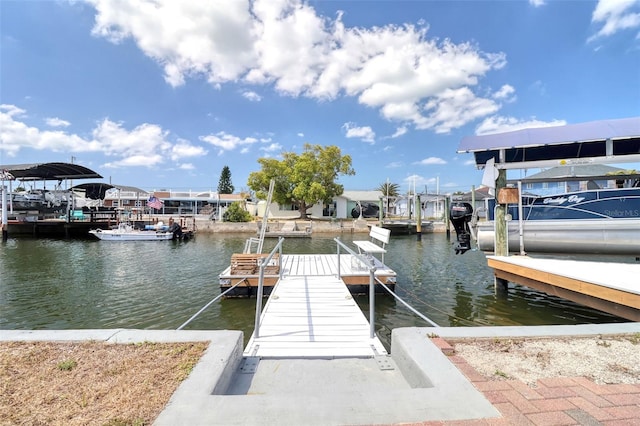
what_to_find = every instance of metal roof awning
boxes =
[458,117,640,169]
[0,162,103,181]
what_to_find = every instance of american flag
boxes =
[147,196,163,210]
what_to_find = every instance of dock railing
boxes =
[253,237,285,338]
[176,277,251,330]
[335,237,440,329]
[334,237,377,339]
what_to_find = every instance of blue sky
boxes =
[1,0,639,195]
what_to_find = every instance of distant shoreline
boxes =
[184,217,449,234]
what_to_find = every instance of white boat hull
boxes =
[476,218,640,255]
[89,228,174,241]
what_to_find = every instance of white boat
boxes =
[472,187,640,255]
[89,223,174,241]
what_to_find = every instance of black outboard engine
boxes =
[168,221,183,240]
[450,202,473,255]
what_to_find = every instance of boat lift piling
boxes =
[415,194,422,241]
[1,184,7,241]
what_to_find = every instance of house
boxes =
[450,187,492,219]
[518,165,623,196]
[102,185,150,210]
[248,190,384,220]
[104,188,245,219]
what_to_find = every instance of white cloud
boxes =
[475,116,567,135]
[588,0,640,42]
[0,104,101,157]
[45,117,71,127]
[402,174,435,189]
[390,126,408,138]
[529,80,547,96]
[103,154,164,168]
[529,0,546,7]
[297,132,304,137]
[0,104,206,169]
[421,87,500,133]
[385,161,403,168]
[86,0,510,133]
[170,140,207,161]
[260,142,282,152]
[200,131,258,153]
[242,90,262,101]
[492,84,516,102]
[415,157,447,165]
[179,163,195,170]
[342,122,375,143]
[93,119,172,159]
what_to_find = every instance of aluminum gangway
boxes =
[243,238,388,358]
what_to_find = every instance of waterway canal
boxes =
[0,233,628,347]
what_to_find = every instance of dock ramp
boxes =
[244,275,387,358]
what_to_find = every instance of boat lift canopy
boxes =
[457,117,640,170]
[0,162,102,181]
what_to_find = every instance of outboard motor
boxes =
[450,202,473,255]
[168,220,183,240]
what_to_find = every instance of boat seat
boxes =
[353,225,390,264]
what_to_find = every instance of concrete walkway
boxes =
[3,323,639,425]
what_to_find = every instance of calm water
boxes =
[0,233,627,347]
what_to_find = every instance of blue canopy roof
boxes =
[457,117,640,167]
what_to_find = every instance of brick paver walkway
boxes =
[412,338,640,425]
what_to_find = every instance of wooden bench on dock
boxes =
[353,225,390,264]
[230,253,280,276]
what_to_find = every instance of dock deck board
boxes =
[487,255,640,321]
[279,254,392,276]
[244,274,388,358]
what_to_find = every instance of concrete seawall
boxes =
[180,216,449,234]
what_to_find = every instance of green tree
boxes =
[247,144,355,218]
[223,201,252,222]
[377,181,400,217]
[217,166,235,194]
[376,181,400,198]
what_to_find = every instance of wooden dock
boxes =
[243,275,388,358]
[219,254,397,297]
[487,256,640,321]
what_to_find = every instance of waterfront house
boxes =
[519,165,622,196]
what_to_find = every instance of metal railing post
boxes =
[369,267,375,338]
[255,264,265,338]
[254,237,285,339]
[336,237,341,278]
[333,237,378,338]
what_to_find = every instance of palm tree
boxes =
[376,181,400,217]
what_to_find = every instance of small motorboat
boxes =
[89,223,174,241]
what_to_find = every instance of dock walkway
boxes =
[244,274,387,358]
[488,255,640,321]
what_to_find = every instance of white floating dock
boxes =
[244,275,388,358]
[220,253,397,297]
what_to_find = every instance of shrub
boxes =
[223,202,252,222]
